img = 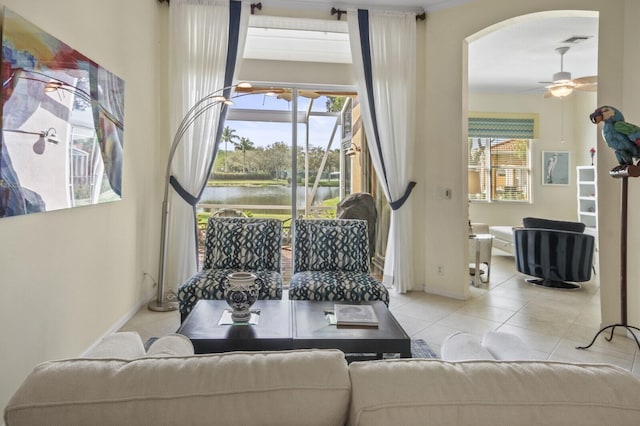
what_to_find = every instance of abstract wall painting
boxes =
[0,7,125,218]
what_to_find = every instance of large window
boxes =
[468,114,536,202]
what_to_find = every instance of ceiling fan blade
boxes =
[276,90,320,101]
[233,85,356,100]
[299,90,320,99]
[573,75,597,85]
[575,83,598,92]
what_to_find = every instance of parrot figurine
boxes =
[589,106,640,170]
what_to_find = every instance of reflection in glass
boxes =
[0,7,125,218]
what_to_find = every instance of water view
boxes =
[200,185,339,214]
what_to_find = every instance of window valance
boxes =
[468,114,538,139]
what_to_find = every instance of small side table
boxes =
[468,233,494,287]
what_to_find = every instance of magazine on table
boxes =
[333,304,379,327]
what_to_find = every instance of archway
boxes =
[465,10,599,288]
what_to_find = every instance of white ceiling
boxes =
[469,13,598,94]
[254,1,599,95]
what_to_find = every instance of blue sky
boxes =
[226,93,342,150]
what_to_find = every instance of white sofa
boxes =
[489,225,516,255]
[5,332,640,425]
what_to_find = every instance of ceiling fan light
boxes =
[549,84,574,97]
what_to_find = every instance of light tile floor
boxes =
[120,252,640,376]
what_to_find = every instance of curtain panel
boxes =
[165,0,249,295]
[347,9,418,293]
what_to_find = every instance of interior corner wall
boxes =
[422,0,627,305]
[0,0,164,412]
[572,91,599,166]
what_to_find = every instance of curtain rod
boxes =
[157,0,263,14]
[330,7,425,21]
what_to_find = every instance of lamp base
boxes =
[576,323,640,351]
[148,299,178,312]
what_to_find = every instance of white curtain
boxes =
[348,10,417,293]
[165,0,249,294]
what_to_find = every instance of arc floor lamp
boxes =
[148,82,251,312]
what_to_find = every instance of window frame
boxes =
[468,113,538,203]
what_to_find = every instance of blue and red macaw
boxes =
[590,106,640,168]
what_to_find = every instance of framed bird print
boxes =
[542,151,570,185]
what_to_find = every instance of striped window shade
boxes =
[468,116,538,139]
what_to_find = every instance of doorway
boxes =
[466,11,599,281]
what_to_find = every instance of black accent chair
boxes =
[513,217,595,289]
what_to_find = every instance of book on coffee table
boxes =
[334,304,378,327]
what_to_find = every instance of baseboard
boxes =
[422,285,467,300]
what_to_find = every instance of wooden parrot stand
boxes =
[577,164,640,351]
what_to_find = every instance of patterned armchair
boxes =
[178,217,283,321]
[288,219,389,306]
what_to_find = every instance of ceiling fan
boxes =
[234,86,358,102]
[273,88,320,101]
[234,86,321,101]
[542,46,597,98]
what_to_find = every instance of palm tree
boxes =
[235,137,255,173]
[325,96,346,113]
[220,126,240,172]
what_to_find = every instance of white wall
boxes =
[0,0,165,411]
[469,91,597,227]
[422,0,635,329]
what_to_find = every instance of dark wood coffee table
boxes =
[291,300,411,358]
[177,299,292,354]
[177,299,411,359]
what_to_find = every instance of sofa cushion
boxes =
[145,334,194,357]
[309,225,364,271]
[4,349,351,426]
[84,331,146,359]
[288,270,389,306]
[347,359,640,426]
[522,217,585,233]
[208,221,268,270]
[293,219,369,273]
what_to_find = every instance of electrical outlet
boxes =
[437,264,444,276]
